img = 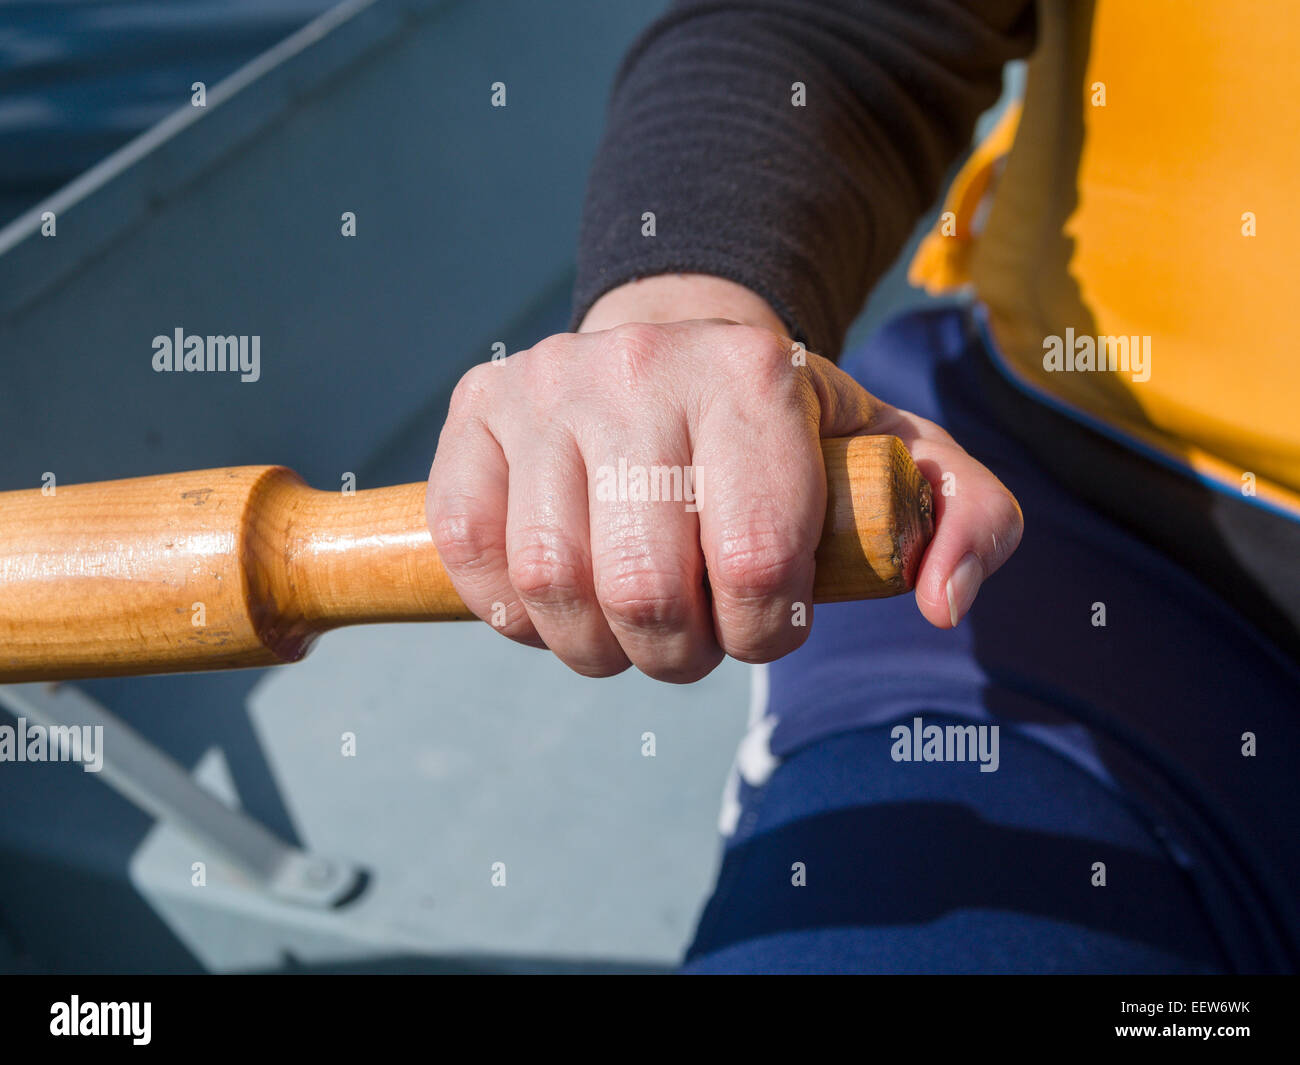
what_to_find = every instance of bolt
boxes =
[304,858,335,885]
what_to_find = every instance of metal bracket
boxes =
[0,682,366,909]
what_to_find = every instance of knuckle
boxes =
[601,322,671,387]
[599,568,693,632]
[606,320,669,351]
[447,364,493,418]
[429,508,498,571]
[522,332,567,368]
[530,330,574,355]
[508,543,588,611]
[519,334,579,398]
[711,536,805,602]
[724,328,798,387]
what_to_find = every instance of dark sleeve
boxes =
[570,0,1036,358]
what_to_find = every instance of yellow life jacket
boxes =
[910,0,1300,518]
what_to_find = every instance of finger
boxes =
[426,405,542,647]
[504,432,632,678]
[872,406,1024,629]
[584,423,724,684]
[803,349,883,437]
[694,376,823,663]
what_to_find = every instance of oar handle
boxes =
[0,434,932,681]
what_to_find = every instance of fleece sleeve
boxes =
[571,0,1036,358]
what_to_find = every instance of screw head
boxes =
[304,858,335,885]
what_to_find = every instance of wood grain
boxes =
[0,435,931,681]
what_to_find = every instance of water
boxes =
[0,0,336,225]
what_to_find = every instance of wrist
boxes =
[578,273,789,336]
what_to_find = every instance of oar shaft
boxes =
[0,434,931,681]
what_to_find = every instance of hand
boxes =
[427,275,1022,682]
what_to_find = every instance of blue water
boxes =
[0,0,337,225]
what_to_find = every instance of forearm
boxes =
[571,0,1035,358]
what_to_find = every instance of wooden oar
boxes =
[0,434,933,682]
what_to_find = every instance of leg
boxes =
[683,307,1300,973]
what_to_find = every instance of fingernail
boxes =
[946,553,984,627]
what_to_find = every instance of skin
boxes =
[427,273,1023,683]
